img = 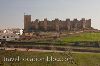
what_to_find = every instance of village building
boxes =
[0,33,20,41]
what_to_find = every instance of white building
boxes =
[20,29,23,35]
[0,33,20,41]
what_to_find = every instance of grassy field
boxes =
[0,50,100,66]
[60,32,100,43]
[7,32,100,47]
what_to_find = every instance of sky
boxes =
[0,0,100,29]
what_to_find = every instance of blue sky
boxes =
[0,0,100,29]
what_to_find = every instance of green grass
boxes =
[0,50,100,66]
[9,32,100,46]
[61,32,100,43]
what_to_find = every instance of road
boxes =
[1,47,99,54]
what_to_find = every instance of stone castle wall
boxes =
[24,15,91,32]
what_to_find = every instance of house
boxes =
[0,33,20,41]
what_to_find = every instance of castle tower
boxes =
[81,18,86,29]
[34,19,39,31]
[54,18,59,31]
[86,19,91,28]
[73,19,79,31]
[66,19,71,31]
[24,15,31,32]
[43,18,48,31]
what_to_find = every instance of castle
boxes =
[24,15,91,32]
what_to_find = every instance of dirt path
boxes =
[3,47,100,54]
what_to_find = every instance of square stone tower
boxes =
[24,15,31,32]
